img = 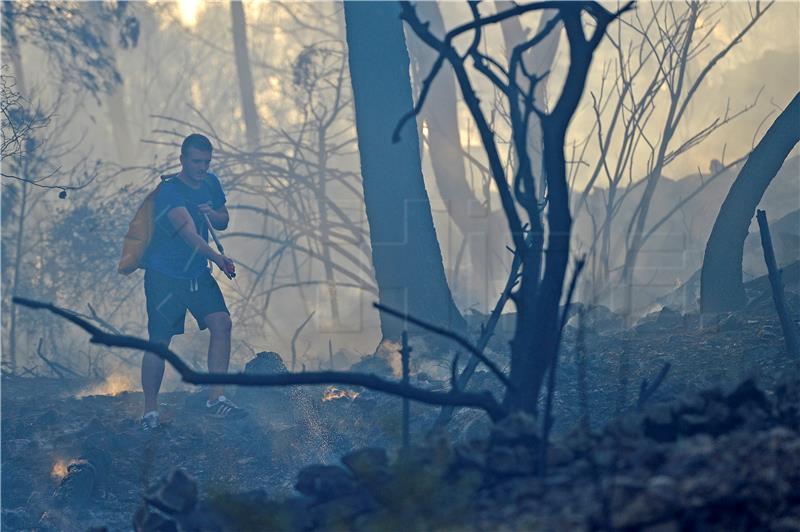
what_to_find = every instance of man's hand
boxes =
[213,253,236,279]
[199,203,229,230]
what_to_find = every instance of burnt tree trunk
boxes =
[343,1,466,341]
[406,2,506,306]
[700,92,800,312]
[230,0,260,151]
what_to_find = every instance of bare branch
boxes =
[13,297,507,421]
[373,302,512,391]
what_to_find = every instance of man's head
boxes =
[180,134,213,183]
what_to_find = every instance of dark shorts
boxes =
[144,269,229,340]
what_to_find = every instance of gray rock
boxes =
[295,465,357,502]
[244,351,288,374]
[341,448,389,484]
[53,459,95,507]
[145,468,198,514]
[308,493,377,529]
[490,412,540,445]
[236,352,295,410]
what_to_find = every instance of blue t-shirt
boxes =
[142,172,226,279]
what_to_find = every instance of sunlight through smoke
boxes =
[178,0,203,28]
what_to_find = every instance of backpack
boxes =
[117,174,176,275]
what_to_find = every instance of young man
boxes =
[140,133,245,430]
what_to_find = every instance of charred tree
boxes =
[343,1,466,341]
[700,92,800,312]
[401,1,629,414]
[406,2,502,305]
[499,3,562,200]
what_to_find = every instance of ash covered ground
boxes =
[2,266,799,531]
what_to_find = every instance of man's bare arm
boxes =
[199,203,229,230]
[167,206,235,276]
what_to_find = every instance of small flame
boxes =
[77,373,136,398]
[51,459,69,480]
[375,339,403,378]
[322,386,360,402]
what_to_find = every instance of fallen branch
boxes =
[756,209,799,357]
[13,297,507,421]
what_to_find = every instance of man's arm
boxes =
[199,203,229,230]
[167,206,235,276]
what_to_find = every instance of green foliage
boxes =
[365,436,482,530]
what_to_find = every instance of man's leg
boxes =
[142,335,172,414]
[204,311,231,401]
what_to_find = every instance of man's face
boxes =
[180,147,212,182]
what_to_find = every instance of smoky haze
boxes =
[2,0,798,390]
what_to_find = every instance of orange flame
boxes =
[51,459,70,480]
[76,373,136,398]
[322,386,360,402]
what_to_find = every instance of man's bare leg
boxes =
[204,311,232,401]
[142,336,171,414]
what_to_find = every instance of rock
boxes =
[643,405,676,442]
[773,517,800,532]
[646,475,679,505]
[642,520,681,532]
[53,459,95,507]
[490,412,540,445]
[307,493,376,529]
[244,351,288,374]
[236,352,297,410]
[145,468,198,514]
[341,448,389,485]
[546,444,574,468]
[487,444,536,476]
[295,465,357,502]
[80,444,112,492]
[133,505,178,532]
[726,378,770,412]
[611,492,669,529]
[459,414,492,443]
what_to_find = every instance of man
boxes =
[140,133,245,430]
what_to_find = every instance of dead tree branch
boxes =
[756,210,800,357]
[373,302,512,391]
[637,361,671,409]
[13,297,507,421]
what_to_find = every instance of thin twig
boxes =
[373,302,512,391]
[291,311,315,371]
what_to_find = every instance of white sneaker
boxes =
[141,411,160,431]
[204,396,247,419]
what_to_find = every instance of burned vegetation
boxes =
[2,1,800,531]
